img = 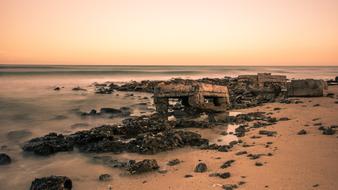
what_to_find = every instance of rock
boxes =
[297,129,307,135]
[222,184,238,190]
[30,176,72,190]
[313,104,320,107]
[279,117,290,121]
[194,163,207,173]
[23,133,73,155]
[218,172,231,179]
[184,174,193,178]
[127,130,208,154]
[54,87,60,91]
[98,174,112,181]
[247,154,263,160]
[167,159,181,166]
[126,159,159,174]
[220,160,235,169]
[72,86,86,91]
[255,162,263,166]
[0,153,11,165]
[100,108,122,115]
[322,127,336,135]
[235,151,247,156]
[259,130,277,137]
[235,125,246,137]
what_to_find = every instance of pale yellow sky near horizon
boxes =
[0,0,338,66]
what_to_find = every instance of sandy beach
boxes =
[0,74,337,190]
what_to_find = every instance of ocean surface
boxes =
[0,65,337,189]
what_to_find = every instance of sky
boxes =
[0,0,338,66]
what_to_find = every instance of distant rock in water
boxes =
[30,176,72,190]
[7,129,32,140]
[0,153,11,165]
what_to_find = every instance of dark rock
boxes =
[167,159,181,166]
[194,163,207,173]
[0,153,11,165]
[313,104,320,107]
[126,159,159,174]
[235,151,247,156]
[222,184,238,190]
[54,87,60,91]
[72,86,86,91]
[220,160,235,169]
[322,127,336,135]
[297,129,307,135]
[279,117,290,121]
[210,172,231,179]
[30,176,72,190]
[98,174,112,181]
[184,174,193,178]
[23,133,73,155]
[259,130,277,137]
[255,162,263,166]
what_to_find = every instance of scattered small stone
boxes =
[220,160,235,169]
[259,130,277,137]
[184,174,193,178]
[238,181,246,186]
[167,159,181,166]
[322,127,336,135]
[235,151,247,156]
[127,159,159,174]
[273,107,281,111]
[222,184,238,190]
[255,162,263,166]
[0,153,11,165]
[54,87,60,91]
[72,86,87,91]
[313,104,320,107]
[194,162,207,173]
[279,117,290,121]
[297,129,307,135]
[98,174,112,181]
[312,184,319,187]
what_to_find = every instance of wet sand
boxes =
[0,78,337,190]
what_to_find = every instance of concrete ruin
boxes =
[287,79,326,97]
[154,81,231,115]
[238,73,287,89]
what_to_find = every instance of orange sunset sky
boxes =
[0,0,338,66]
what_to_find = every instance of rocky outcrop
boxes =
[30,176,72,190]
[23,133,73,156]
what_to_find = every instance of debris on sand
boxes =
[30,176,72,190]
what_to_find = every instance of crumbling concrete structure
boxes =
[238,73,287,89]
[287,79,326,97]
[154,81,230,115]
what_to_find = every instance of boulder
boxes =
[194,163,207,173]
